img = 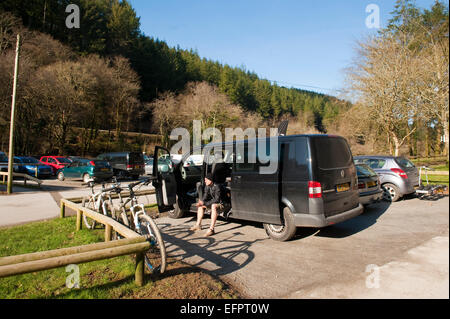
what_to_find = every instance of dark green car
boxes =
[57,159,113,183]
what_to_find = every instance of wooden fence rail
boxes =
[0,171,42,186]
[0,189,158,286]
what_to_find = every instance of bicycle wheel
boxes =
[110,206,130,240]
[82,197,97,229]
[137,214,166,274]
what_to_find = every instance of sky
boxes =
[128,0,440,97]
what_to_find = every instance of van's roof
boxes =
[99,152,141,156]
[181,134,344,158]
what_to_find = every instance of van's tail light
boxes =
[358,182,366,189]
[308,181,322,198]
[89,161,95,166]
[391,168,408,179]
[127,164,132,169]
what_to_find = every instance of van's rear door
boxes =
[310,136,359,218]
[152,146,177,213]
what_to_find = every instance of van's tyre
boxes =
[57,172,65,181]
[382,183,401,202]
[263,207,297,241]
[168,196,185,219]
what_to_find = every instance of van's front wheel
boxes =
[263,207,297,241]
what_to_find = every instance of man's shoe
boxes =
[204,228,215,237]
[190,225,202,232]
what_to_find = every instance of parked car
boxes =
[39,156,72,175]
[57,158,113,183]
[356,164,383,206]
[152,134,363,242]
[0,151,8,172]
[0,152,20,173]
[97,152,145,179]
[14,156,53,178]
[144,155,154,175]
[354,156,420,202]
[68,156,82,162]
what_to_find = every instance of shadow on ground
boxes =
[158,200,396,276]
[316,200,391,239]
[159,218,268,277]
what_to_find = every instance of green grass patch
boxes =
[430,164,449,171]
[0,217,240,299]
[423,174,449,186]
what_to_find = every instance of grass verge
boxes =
[423,174,449,186]
[0,217,240,299]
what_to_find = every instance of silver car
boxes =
[354,156,419,202]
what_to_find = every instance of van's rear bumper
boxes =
[293,204,364,228]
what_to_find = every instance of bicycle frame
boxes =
[115,182,153,233]
[87,184,113,216]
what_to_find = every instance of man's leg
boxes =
[190,206,204,231]
[210,204,218,230]
[205,204,220,236]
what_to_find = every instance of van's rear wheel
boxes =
[263,207,297,241]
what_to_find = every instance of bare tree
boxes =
[346,33,422,156]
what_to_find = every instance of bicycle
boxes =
[81,179,126,240]
[113,177,166,274]
[416,166,448,199]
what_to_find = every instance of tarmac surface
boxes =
[0,178,448,298]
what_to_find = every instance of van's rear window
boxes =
[129,152,144,164]
[313,137,352,169]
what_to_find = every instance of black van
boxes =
[152,134,363,241]
[97,152,145,179]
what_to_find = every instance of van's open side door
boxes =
[152,146,177,213]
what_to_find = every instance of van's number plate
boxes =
[336,183,350,193]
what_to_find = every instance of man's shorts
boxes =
[205,203,228,214]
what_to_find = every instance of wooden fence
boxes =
[0,171,42,186]
[0,188,157,286]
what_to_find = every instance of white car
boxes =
[184,154,204,167]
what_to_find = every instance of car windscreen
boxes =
[23,157,40,164]
[356,164,377,177]
[128,152,144,164]
[395,157,415,168]
[56,157,72,164]
[93,160,110,168]
[313,137,353,169]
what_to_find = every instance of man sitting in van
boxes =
[190,173,225,237]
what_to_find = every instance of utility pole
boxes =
[7,34,21,195]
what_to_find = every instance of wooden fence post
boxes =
[76,209,82,231]
[60,201,65,218]
[105,224,112,242]
[135,252,145,287]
